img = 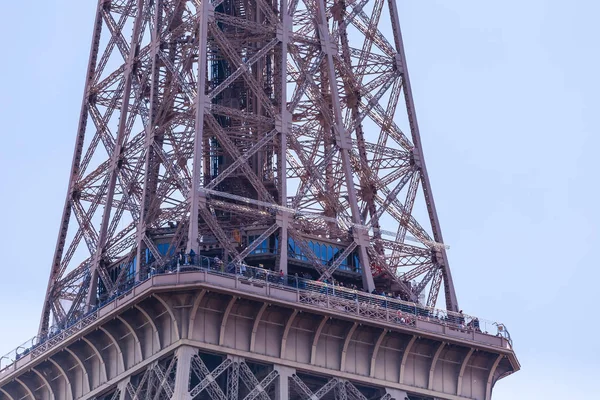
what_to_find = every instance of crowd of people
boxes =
[4,252,492,371]
[168,253,487,334]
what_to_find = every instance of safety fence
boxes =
[0,254,511,375]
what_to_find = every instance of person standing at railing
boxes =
[216,257,224,272]
[179,249,185,266]
[189,249,196,265]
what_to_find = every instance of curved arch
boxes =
[369,329,387,377]
[0,387,15,400]
[14,378,34,400]
[428,342,446,390]
[48,357,74,400]
[64,347,91,393]
[81,336,108,382]
[250,303,268,352]
[153,293,180,340]
[399,335,417,384]
[99,326,125,373]
[280,309,298,358]
[310,316,329,365]
[485,354,504,400]
[219,297,238,345]
[340,322,358,372]
[457,348,474,394]
[32,366,56,400]
[187,289,207,339]
[135,303,161,350]
[117,315,143,363]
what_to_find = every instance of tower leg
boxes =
[385,388,408,400]
[274,365,295,400]
[171,346,196,400]
[117,378,129,400]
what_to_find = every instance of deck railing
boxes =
[0,254,512,374]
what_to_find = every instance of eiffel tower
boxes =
[0,0,518,399]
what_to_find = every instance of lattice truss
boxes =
[92,353,401,400]
[40,0,458,333]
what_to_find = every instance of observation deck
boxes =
[1,256,519,400]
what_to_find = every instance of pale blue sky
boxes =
[0,1,598,399]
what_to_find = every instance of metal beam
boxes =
[370,329,387,377]
[427,342,445,390]
[153,294,181,340]
[135,304,162,350]
[311,316,329,365]
[48,357,73,400]
[341,323,359,372]
[31,366,56,400]
[399,336,417,384]
[219,297,238,345]
[187,289,207,339]
[485,354,504,400]
[250,303,268,353]
[81,337,108,383]
[457,348,475,396]
[280,310,298,358]
[171,346,195,400]
[99,326,125,374]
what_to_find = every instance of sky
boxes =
[0,1,598,399]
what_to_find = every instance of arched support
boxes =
[280,309,298,358]
[82,336,108,383]
[340,322,358,372]
[399,335,417,384]
[457,348,475,394]
[427,342,445,390]
[99,326,125,373]
[135,303,161,350]
[14,378,34,400]
[219,297,238,345]
[0,388,15,400]
[48,357,74,400]
[117,315,144,363]
[65,347,91,393]
[187,289,207,338]
[32,366,56,400]
[369,329,387,377]
[310,316,329,365]
[250,303,268,352]
[485,354,504,400]
[154,293,181,340]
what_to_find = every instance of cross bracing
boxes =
[40,0,459,335]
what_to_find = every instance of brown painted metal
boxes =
[39,0,462,334]
[3,272,518,400]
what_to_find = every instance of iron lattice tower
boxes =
[40,0,458,334]
[0,3,520,399]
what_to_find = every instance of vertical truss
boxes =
[92,355,406,400]
[40,0,459,333]
[123,356,177,400]
[290,374,394,400]
[190,356,279,400]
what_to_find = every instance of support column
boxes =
[117,378,130,400]
[187,0,213,252]
[171,346,197,400]
[274,365,295,400]
[276,0,291,275]
[385,388,408,400]
[227,355,242,400]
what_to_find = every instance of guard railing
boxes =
[0,253,512,375]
